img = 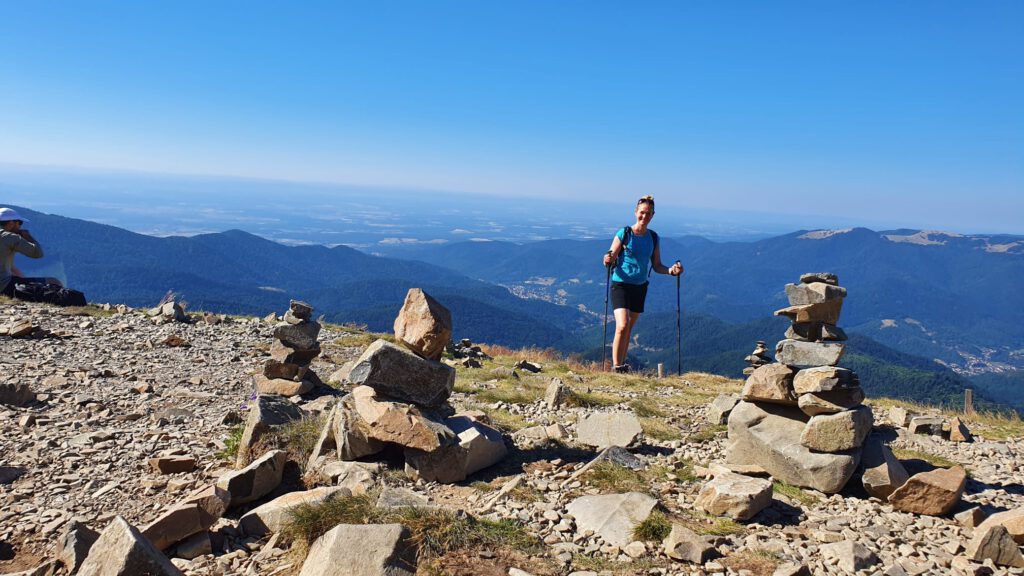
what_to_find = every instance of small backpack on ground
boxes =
[13,282,87,307]
[620,226,659,277]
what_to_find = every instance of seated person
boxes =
[1,207,49,298]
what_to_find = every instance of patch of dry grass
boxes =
[892,448,964,471]
[686,424,727,444]
[251,415,326,472]
[720,549,781,576]
[640,418,682,441]
[871,397,1024,441]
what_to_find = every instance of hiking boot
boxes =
[613,364,630,374]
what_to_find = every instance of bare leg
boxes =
[612,309,641,367]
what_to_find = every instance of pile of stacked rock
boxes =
[308,288,507,484]
[254,300,322,397]
[742,341,771,376]
[726,273,872,493]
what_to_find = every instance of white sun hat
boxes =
[0,207,28,223]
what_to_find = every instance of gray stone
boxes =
[888,406,915,427]
[819,540,878,572]
[270,339,321,364]
[908,415,946,436]
[576,412,643,449]
[741,364,797,405]
[663,524,714,563]
[785,322,847,342]
[393,288,452,361]
[785,282,847,306]
[319,460,380,495]
[950,416,973,442]
[142,484,230,550]
[350,386,454,452]
[57,521,99,574]
[376,487,434,509]
[888,466,966,515]
[173,532,212,561]
[289,300,313,320]
[236,394,304,467]
[977,508,1024,544]
[797,388,865,416]
[966,525,1024,568]
[772,563,811,576]
[695,470,773,521]
[860,436,910,500]
[800,272,838,285]
[273,320,321,353]
[240,487,351,537]
[570,446,644,481]
[254,375,314,397]
[77,516,182,576]
[545,377,570,409]
[800,405,873,452]
[404,415,506,483]
[773,300,843,325]
[566,492,657,547]
[775,340,845,367]
[725,401,860,493]
[348,339,455,407]
[217,450,288,508]
[299,523,417,576]
[955,507,986,528]
[708,394,741,424]
[792,366,858,394]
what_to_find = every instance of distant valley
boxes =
[10,205,1024,412]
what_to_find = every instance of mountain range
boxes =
[10,205,1022,411]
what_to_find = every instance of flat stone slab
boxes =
[774,300,843,325]
[299,523,417,576]
[775,340,845,367]
[566,492,657,547]
[576,412,643,449]
[240,486,351,537]
[976,508,1024,544]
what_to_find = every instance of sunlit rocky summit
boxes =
[2,280,1024,576]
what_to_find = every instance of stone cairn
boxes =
[254,300,322,397]
[742,340,771,376]
[308,288,507,484]
[725,273,873,494]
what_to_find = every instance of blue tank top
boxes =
[612,227,654,285]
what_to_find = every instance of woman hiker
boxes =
[601,195,683,373]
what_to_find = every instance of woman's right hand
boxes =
[603,251,613,267]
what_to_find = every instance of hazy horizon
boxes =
[2,2,1021,235]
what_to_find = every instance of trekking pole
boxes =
[675,261,682,376]
[602,251,613,371]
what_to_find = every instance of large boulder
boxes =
[217,450,288,508]
[741,364,797,405]
[576,412,643,449]
[56,521,99,574]
[348,339,455,407]
[77,517,182,576]
[299,524,417,576]
[860,436,910,500]
[800,406,873,452]
[240,486,351,537]
[404,416,507,483]
[725,401,860,493]
[393,288,452,361]
[236,394,304,467]
[695,469,773,521]
[888,466,966,516]
[566,492,657,547]
[775,340,845,367]
[350,386,454,451]
[141,484,230,550]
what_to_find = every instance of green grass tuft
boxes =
[686,424,727,444]
[218,425,244,461]
[633,510,672,541]
[772,480,819,507]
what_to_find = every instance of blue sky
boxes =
[1,1,1022,233]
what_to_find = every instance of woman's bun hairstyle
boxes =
[637,195,655,208]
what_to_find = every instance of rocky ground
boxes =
[2,299,1024,576]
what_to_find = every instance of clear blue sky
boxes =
[1,1,1022,232]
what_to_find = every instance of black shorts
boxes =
[611,281,649,313]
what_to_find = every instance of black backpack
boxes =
[620,226,659,277]
[13,281,87,307]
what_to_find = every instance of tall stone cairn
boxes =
[725,273,872,494]
[255,300,322,397]
[742,341,771,376]
[308,288,507,484]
